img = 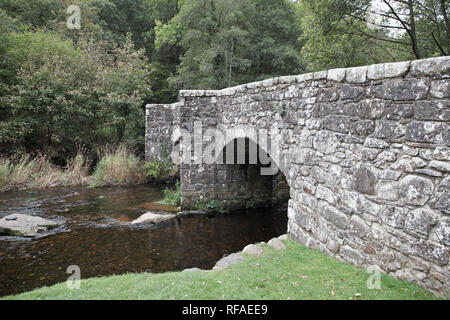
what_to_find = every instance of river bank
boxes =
[0,184,287,296]
[0,146,177,193]
[3,239,438,300]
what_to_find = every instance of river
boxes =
[0,185,287,296]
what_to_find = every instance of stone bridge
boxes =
[146,56,450,297]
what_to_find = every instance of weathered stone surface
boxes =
[406,121,448,144]
[433,176,450,214]
[374,79,429,101]
[374,121,406,141]
[327,68,346,82]
[430,80,450,98]
[340,245,365,265]
[213,253,243,270]
[353,165,377,195]
[413,101,450,121]
[404,208,439,238]
[350,120,375,136]
[431,217,450,246]
[319,201,348,229]
[410,56,450,77]
[414,241,448,266]
[268,238,287,250]
[148,56,450,298]
[346,66,367,83]
[131,212,176,224]
[340,84,364,100]
[429,160,450,172]
[242,244,264,256]
[316,185,336,205]
[390,156,427,172]
[400,175,434,206]
[349,215,370,238]
[364,137,389,149]
[323,115,351,133]
[0,214,59,237]
[385,104,414,120]
[376,181,399,201]
[380,206,407,229]
[367,61,410,80]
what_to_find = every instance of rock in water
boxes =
[131,211,176,224]
[0,214,59,237]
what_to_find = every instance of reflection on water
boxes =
[0,185,287,297]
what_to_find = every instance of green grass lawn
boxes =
[4,240,439,300]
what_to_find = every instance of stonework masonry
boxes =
[146,56,450,297]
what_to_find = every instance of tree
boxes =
[298,1,400,71]
[303,0,449,61]
[0,29,151,161]
[156,0,304,90]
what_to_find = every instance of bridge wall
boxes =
[146,57,450,297]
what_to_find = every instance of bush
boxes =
[143,158,176,183]
[159,181,181,206]
[194,195,225,214]
[91,145,143,187]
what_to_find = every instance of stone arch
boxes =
[211,135,290,211]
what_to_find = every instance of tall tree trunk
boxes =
[408,0,421,59]
[228,38,234,87]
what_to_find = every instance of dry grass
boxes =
[0,151,90,192]
[90,145,143,187]
[0,145,145,192]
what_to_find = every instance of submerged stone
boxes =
[131,211,176,224]
[0,214,59,237]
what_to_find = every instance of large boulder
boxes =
[131,211,176,224]
[0,214,59,237]
[268,238,286,250]
[242,244,264,256]
[212,253,243,270]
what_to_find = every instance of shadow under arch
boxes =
[212,135,290,212]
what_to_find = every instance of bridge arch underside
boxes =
[146,57,450,297]
[180,137,290,212]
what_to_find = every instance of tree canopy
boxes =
[0,0,447,162]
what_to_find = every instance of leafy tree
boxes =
[0,30,151,161]
[156,0,304,90]
[302,0,449,63]
[298,2,398,71]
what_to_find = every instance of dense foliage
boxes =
[0,0,447,165]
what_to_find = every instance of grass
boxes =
[0,151,90,192]
[3,240,439,300]
[0,147,182,192]
[90,145,143,187]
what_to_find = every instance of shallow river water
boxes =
[0,185,287,296]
